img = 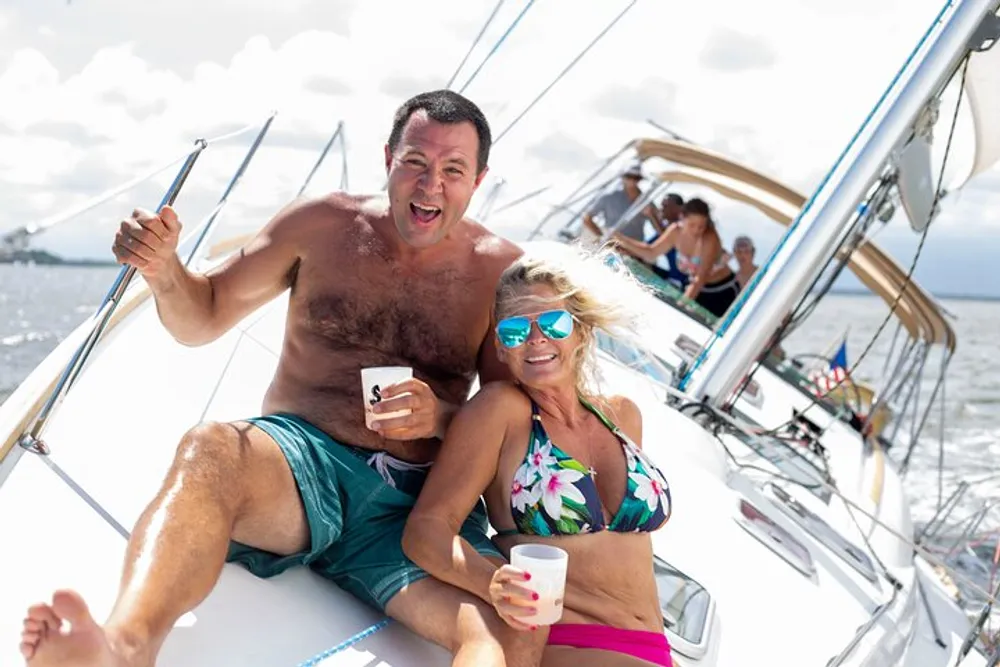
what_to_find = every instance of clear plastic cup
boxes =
[361,366,413,430]
[510,544,569,625]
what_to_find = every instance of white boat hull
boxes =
[0,243,987,666]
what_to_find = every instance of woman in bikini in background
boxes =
[613,197,739,318]
[403,248,673,666]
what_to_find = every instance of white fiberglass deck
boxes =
[0,288,450,666]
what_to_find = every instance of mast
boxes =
[679,0,1000,406]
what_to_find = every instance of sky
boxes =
[0,0,998,297]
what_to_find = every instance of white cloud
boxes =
[0,0,996,266]
[699,29,777,72]
[590,77,679,125]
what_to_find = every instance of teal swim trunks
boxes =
[226,412,502,611]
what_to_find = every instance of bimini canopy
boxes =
[630,137,957,352]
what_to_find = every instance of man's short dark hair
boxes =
[664,193,684,206]
[387,90,492,174]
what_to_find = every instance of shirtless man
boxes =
[18,90,535,667]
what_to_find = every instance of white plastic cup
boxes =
[510,544,569,625]
[361,366,413,430]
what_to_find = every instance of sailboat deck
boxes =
[0,283,451,666]
[0,242,986,666]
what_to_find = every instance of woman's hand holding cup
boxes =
[489,564,539,631]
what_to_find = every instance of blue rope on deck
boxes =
[295,619,392,667]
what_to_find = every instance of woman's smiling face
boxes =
[496,284,581,391]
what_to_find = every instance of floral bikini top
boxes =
[496,398,672,537]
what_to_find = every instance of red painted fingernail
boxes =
[524,572,531,581]
[531,625,538,631]
[531,592,539,600]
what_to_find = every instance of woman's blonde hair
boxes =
[495,243,653,401]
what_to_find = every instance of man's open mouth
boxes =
[410,203,442,224]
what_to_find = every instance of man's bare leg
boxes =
[19,421,309,667]
[385,575,547,667]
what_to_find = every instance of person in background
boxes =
[650,193,688,289]
[403,248,674,667]
[732,234,759,290]
[612,198,739,318]
[581,161,662,243]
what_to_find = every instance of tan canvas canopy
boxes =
[631,137,956,351]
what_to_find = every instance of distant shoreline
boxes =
[0,249,116,268]
[0,259,118,268]
[826,288,1000,302]
[2,258,998,302]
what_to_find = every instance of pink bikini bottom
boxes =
[547,623,673,666]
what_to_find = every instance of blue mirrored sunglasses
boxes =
[496,309,574,349]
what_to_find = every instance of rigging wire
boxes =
[493,0,638,145]
[377,1,541,192]
[1,156,187,244]
[687,399,999,607]
[1,118,261,247]
[604,336,1000,610]
[297,121,345,198]
[526,145,630,240]
[725,189,876,408]
[685,55,982,633]
[487,183,551,217]
[445,0,506,89]
[781,203,880,332]
[340,125,349,191]
[457,0,537,94]
[437,1,638,221]
[745,54,972,440]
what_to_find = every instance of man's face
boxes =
[384,110,487,248]
[662,200,682,222]
[622,174,641,195]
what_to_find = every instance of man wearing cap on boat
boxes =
[580,159,663,245]
[18,91,543,667]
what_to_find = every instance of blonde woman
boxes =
[403,248,673,666]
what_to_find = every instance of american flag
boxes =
[808,339,849,394]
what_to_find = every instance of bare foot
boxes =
[20,590,124,666]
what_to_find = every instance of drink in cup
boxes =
[361,366,413,430]
[510,544,569,625]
